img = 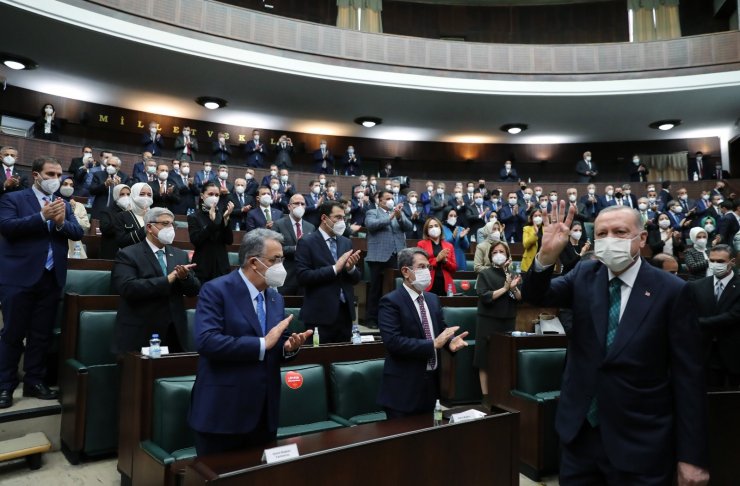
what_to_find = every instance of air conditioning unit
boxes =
[0,115,34,137]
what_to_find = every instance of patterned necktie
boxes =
[255,292,266,335]
[5,168,10,179]
[587,277,622,427]
[42,196,54,271]
[295,221,302,239]
[416,295,436,370]
[328,237,338,261]
[264,208,271,222]
[716,281,724,302]
[155,249,167,276]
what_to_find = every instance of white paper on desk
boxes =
[141,346,170,356]
[449,409,487,424]
[261,443,299,464]
[360,335,375,343]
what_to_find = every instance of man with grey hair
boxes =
[377,247,468,418]
[523,203,708,485]
[111,207,200,355]
[89,155,130,219]
[189,228,312,456]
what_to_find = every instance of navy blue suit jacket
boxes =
[377,287,448,414]
[522,259,707,474]
[295,230,362,325]
[188,270,290,435]
[244,140,269,168]
[245,206,283,232]
[0,188,83,288]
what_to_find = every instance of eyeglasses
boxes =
[291,202,306,206]
[261,256,285,264]
[151,221,174,227]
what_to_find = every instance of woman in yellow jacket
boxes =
[520,209,544,272]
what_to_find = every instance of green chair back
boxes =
[279,364,329,426]
[77,311,117,365]
[330,359,385,420]
[64,270,111,295]
[516,348,567,396]
[442,307,477,338]
[152,376,196,454]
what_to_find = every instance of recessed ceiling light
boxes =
[0,53,38,70]
[354,116,382,128]
[195,96,227,110]
[649,119,681,131]
[500,123,528,135]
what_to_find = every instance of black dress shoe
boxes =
[0,389,12,409]
[22,383,58,400]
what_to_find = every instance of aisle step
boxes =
[0,389,61,452]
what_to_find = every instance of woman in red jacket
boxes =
[417,217,457,296]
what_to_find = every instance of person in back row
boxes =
[188,182,235,283]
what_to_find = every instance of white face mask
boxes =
[392,187,400,194]
[271,183,280,191]
[331,219,346,236]
[508,198,517,205]
[370,180,377,186]
[3,155,16,166]
[410,267,432,292]
[260,195,273,207]
[474,197,484,205]
[133,196,153,210]
[312,186,321,195]
[348,149,354,155]
[549,195,558,202]
[254,135,260,142]
[38,177,60,195]
[361,181,368,187]
[534,191,542,198]
[245,173,253,180]
[182,131,190,137]
[117,196,132,210]
[533,216,543,225]
[203,195,219,209]
[320,144,326,150]
[385,184,393,191]
[504,164,511,170]
[540,202,548,209]
[181,167,190,176]
[146,166,156,174]
[594,235,640,273]
[106,165,118,175]
[256,259,287,288]
[568,195,577,202]
[633,158,640,164]
[709,261,730,278]
[672,206,683,214]
[385,199,395,210]
[571,231,582,240]
[292,206,305,219]
[606,190,614,197]
[588,189,595,195]
[320,179,326,185]
[428,227,441,239]
[204,166,212,173]
[235,185,245,195]
[150,127,157,134]
[446,217,457,226]
[492,253,507,267]
[491,198,499,205]
[45,107,54,115]
[454,192,462,199]
[219,137,225,144]
[638,203,648,211]
[658,219,671,229]
[648,197,657,204]
[219,171,229,180]
[409,197,418,205]
[693,238,707,250]
[467,187,474,193]
[704,224,715,233]
[280,175,289,183]
[586,156,592,162]
[436,188,444,195]
[59,186,74,198]
[156,226,175,245]
[158,171,169,181]
[490,231,501,241]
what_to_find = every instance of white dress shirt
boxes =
[402,282,437,370]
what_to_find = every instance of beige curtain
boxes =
[640,152,687,182]
[360,8,383,33]
[632,8,657,42]
[336,6,358,30]
[654,4,681,40]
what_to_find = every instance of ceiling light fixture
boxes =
[195,96,227,110]
[649,119,681,131]
[354,116,382,128]
[500,123,528,135]
[0,53,38,71]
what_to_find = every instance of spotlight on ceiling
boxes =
[354,116,383,128]
[649,119,681,131]
[195,96,227,110]
[0,53,38,71]
[500,123,528,135]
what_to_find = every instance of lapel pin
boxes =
[644,291,651,297]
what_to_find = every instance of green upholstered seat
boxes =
[515,348,566,396]
[228,252,240,267]
[284,308,306,334]
[277,364,344,438]
[465,259,475,271]
[64,270,112,295]
[329,359,387,425]
[440,307,481,404]
[442,307,477,339]
[141,376,197,465]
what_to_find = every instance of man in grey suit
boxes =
[575,150,598,183]
[365,190,412,328]
[273,194,315,295]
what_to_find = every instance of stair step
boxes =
[0,390,61,452]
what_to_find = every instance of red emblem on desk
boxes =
[460,280,470,291]
[285,371,303,389]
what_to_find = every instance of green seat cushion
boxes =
[64,269,111,295]
[445,341,481,404]
[279,364,330,427]
[152,376,196,454]
[330,359,385,421]
[516,348,566,396]
[465,259,475,271]
[228,252,240,267]
[78,311,118,366]
[442,307,477,337]
[82,364,120,455]
[277,421,344,439]
[171,447,197,461]
[349,412,387,425]
[284,308,306,334]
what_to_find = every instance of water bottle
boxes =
[433,399,443,426]
[234,221,240,231]
[149,333,161,358]
[72,242,82,259]
[693,172,699,181]
[446,283,455,297]
[351,324,362,345]
[312,327,320,347]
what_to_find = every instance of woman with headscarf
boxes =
[473,219,505,273]
[684,226,712,281]
[99,183,131,259]
[188,182,235,283]
[32,103,61,141]
[57,175,90,258]
[114,182,153,249]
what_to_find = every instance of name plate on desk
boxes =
[449,409,487,424]
[261,443,299,464]
[360,335,375,343]
[141,346,170,356]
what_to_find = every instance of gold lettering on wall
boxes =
[224,133,229,140]
[120,116,125,125]
[99,114,109,123]
[191,129,197,136]
[137,120,144,128]
[207,130,214,138]
[173,126,180,134]
[238,134,246,142]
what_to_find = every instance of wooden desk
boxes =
[184,407,520,486]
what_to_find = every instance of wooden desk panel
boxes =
[184,409,519,486]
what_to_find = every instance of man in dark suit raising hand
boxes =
[523,202,709,486]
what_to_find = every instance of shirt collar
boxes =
[31,185,49,202]
[145,237,164,255]
[607,256,642,288]
[318,227,333,241]
[714,270,734,288]
[238,268,263,303]
[402,282,424,302]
